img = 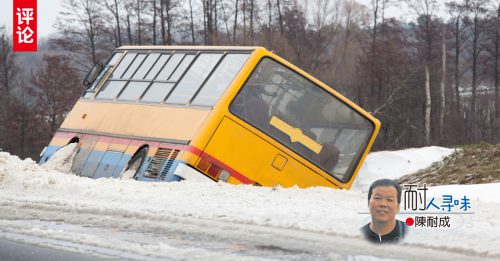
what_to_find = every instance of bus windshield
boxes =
[230,58,374,182]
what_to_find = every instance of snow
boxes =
[0,146,499,260]
[40,143,78,174]
[353,146,456,191]
[426,183,500,203]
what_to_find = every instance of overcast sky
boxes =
[0,0,448,38]
[0,0,64,37]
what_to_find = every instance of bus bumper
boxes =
[173,162,215,183]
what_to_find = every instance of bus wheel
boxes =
[120,148,147,179]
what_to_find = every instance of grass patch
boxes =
[397,143,500,186]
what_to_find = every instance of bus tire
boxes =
[120,148,148,179]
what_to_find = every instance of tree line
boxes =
[0,0,498,160]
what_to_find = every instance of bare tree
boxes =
[446,0,468,141]
[406,0,439,145]
[369,0,394,98]
[30,55,82,135]
[9,83,33,159]
[53,0,110,69]
[203,0,216,44]
[233,0,240,44]
[136,0,143,44]
[249,0,255,42]
[267,0,272,34]
[242,0,247,43]
[370,0,380,97]
[103,0,123,47]
[277,0,284,34]
[495,2,500,142]
[189,0,196,44]
[124,0,134,44]
[357,19,418,149]
[465,0,490,142]
[440,25,447,143]
[218,0,232,43]
[0,26,18,94]
[0,27,19,152]
[152,0,157,45]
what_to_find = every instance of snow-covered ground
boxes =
[0,147,499,260]
[352,146,456,191]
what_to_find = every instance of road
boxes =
[0,198,497,261]
[0,238,115,261]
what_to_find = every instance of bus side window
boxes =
[82,53,124,98]
[82,64,113,99]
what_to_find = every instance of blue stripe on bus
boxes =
[82,150,128,179]
[81,150,105,178]
[93,150,124,179]
[40,146,184,182]
[111,154,132,178]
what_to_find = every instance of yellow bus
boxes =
[39,46,380,189]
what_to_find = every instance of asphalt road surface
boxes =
[1,201,498,261]
[0,238,118,261]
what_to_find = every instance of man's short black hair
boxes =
[368,179,402,204]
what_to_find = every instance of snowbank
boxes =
[0,146,499,258]
[40,143,77,174]
[353,146,456,191]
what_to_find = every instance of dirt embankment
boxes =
[397,143,500,186]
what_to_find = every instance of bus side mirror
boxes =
[83,62,104,87]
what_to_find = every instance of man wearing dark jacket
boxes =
[361,179,408,243]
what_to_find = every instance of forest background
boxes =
[0,0,498,160]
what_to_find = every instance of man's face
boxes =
[368,186,400,223]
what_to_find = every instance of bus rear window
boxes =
[230,58,374,182]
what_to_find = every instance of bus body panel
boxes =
[60,100,211,142]
[39,132,78,163]
[94,150,124,178]
[44,131,194,180]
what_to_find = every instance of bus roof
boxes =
[117,46,261,52]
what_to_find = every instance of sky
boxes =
[0,0,451,38]
[0,0,65,37]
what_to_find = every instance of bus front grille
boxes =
[145,147,180,179]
